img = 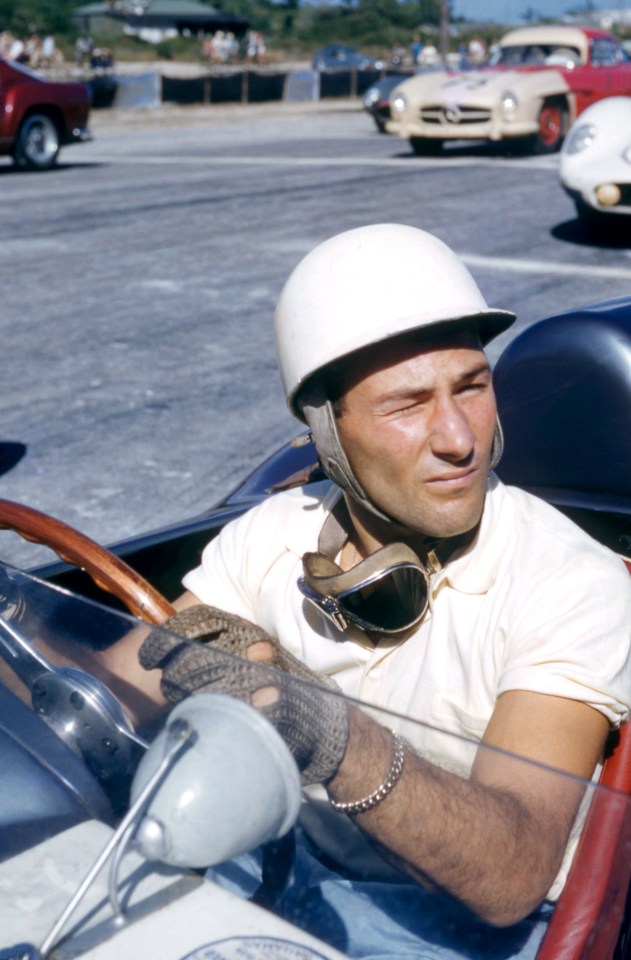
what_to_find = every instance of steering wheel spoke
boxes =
[0,499,175,779]
[0,498,174,623]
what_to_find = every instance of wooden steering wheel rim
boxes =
[0,498,174,624]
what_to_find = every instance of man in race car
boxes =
[136,224,631,958]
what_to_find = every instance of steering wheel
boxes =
[0,497,175,784]
[0,499,177,841]
[0,499,294,906]
[0,498,174,624]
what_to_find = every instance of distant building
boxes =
[73,0,249,43]
[561,7,631,28]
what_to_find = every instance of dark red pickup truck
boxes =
[0,58,92,170]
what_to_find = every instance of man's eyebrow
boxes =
[371,360,493,407]
[459,361,492,381]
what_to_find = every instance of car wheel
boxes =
[530,100,567,155]
[13,113,61,171]
[410,137,443,156]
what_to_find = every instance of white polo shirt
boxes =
[183,475,631,898]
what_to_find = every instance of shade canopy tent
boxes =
[73,1,249,39]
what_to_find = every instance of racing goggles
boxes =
[298,542,431,638]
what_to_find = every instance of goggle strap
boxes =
[318,496,354,557]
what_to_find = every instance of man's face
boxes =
[335,327,497,540]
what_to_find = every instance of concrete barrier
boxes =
[99,66,387,108]
[113,71,161,108]
[284,70,320,102]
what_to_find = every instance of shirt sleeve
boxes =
[498,550,631,728]
[182,502,271,622]
[181,483,331,632]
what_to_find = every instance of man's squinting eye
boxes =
[459,379,490,394]
[384,396,430,417]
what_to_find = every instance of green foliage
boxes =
[417,0,448,24]
[154,34,203,60]
[288,0,452,49]
[0,0,451,41]
[1,0,582,60]
[0,0,77,36]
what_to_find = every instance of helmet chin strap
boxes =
[300,381,393,523]
[300,380,504,527]
[490,417,504,470]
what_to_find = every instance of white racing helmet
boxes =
[274,224,516,522]
[275,223,515,417]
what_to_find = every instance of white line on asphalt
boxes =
[461,252,631,278]
[83,153,558,170]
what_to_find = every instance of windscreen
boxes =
[0,564,629,960]
[491,44,581,67]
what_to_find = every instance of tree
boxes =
[0,0,76,37]
[416,0,452,25]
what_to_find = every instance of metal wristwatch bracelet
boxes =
[329,731,405,816]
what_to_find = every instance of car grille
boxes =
[419,105,492,126]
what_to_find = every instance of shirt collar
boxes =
[288,476,511,599]
[430,474,513,597]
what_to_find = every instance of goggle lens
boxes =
[338,564,428,633]
[298,548,430,637]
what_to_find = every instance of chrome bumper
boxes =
[72,127,93,143]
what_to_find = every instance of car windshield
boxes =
[328,47,362,62]
[0,564,629,959]
[491,43,581,66]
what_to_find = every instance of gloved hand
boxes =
[139,604,348,785]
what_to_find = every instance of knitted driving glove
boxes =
[139,604,348,785]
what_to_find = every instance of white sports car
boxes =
[559,96,631,226]
[386,25,631,155]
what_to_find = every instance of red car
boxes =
[0,58,92,170]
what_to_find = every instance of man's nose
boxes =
[429,399,475,461]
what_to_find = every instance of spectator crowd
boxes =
[201,29,266,65]
[0,30,63,68]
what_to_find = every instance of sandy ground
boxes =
[41,56,365,132]
[89,97,359,133]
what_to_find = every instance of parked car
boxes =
[559,96,631,228]
[312,44,385,72]
[1,296,631,959]
[0,57,91,170]
[362,73,409,132]
[387,25,631,155]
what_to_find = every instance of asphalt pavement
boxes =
[1,97,630,570]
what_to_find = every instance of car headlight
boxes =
[500,91,518,119]
[364,89,379,107]
[564,123,596,155]
[595,183,622,207]
[391,92,407,114]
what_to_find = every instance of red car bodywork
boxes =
[388,25,631,153]
[0,58,91,168]
[501,27,631,114]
